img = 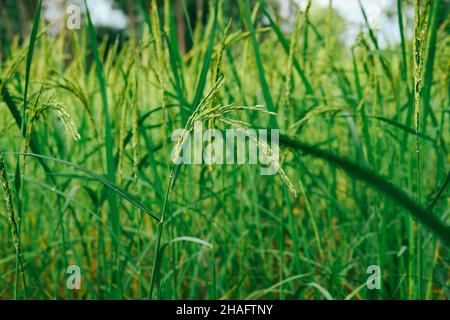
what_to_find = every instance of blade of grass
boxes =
[85,1,121,296]
[426,171,450,214]
[258,0,316,104]
[13,0,43,300]
[14,152,159,222]
[149,164,177,299]
[279,134,450,246]
[421,0,441,133]
[191,0,219,110]
[397,0,409,86]
[242,0,277,128]
[0,152,28,300]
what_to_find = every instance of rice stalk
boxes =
[218,116,298,197]
[46,76,98,140]
[151,0,168,146]
[117,61,134,184]
[0,31,45,93]
[284,10,302,111]
[0,0,448,300]
[11,0,42,300]
[131,56,140,182]
[85,1,121,296]
[24,99,81,158]
[0,152,28,299]
[413,0,432,299]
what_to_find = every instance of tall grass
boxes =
[0,0,448,300]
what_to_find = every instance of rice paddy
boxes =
[0,0,449,300]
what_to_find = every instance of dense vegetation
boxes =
[0,0,448,300]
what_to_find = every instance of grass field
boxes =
[0,0,449,300]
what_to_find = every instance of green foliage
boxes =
[0,0,448,300]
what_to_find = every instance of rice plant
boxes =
[0,0,448,300]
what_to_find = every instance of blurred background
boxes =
[2,0,210,55]
[0,0,449,55]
